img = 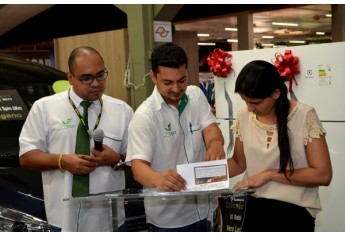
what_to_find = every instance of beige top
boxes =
[231,101,326,217]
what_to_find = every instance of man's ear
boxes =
[66,71,74,83]
[149,70,157,84]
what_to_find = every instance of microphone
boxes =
[93,129,104,151]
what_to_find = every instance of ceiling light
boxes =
[262,43,274,47]
[326,14,332,17]
[225,28,237,31]
[316,32,325,35]
[289,40,306,44]
[262,35,274,39]
[198,42,216,46]
[227,39,238,43]
[272,22,298,27]
[197,33,209,37]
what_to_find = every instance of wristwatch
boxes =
[120,154,126,163]
[112,154,126,171]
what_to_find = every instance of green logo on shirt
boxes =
[165,123,172,131]
[57,118,74,129]
[164,123,176,138]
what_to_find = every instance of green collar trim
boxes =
[178,94,188,117]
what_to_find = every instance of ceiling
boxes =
[0,4,127,49]
[174,4,332,47]
[0,4,333,50]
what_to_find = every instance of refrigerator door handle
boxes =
[224,80,234,156]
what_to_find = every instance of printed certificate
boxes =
[177,159,229,191]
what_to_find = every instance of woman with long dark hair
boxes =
[228,60,332,231]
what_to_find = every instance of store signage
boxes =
[153,21,172,42]
[0,51,51,66]
[218,192,247,232]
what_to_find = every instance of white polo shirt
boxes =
[19,88,133,231]
[127,85,219,228]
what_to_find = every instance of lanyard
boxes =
[68,89,103,139]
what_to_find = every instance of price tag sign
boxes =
[0,90,29,121]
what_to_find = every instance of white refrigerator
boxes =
[214,42,345,231]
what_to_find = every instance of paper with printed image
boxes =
[177,159,229,191]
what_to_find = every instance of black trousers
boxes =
[242,195,315,232]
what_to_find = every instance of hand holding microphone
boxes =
[93,129,104,151]
[92,129,126,170]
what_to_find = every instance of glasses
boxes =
[73,69,108,85]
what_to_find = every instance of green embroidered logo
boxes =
[57,118,74,129]
[165,123,172,131]
[163,123,176,138]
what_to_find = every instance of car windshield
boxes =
[0,55,66,163]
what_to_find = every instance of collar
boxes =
[152,86,165,111]
[178,94,188,117]
[69,87,101,108]
[152,85,189,116]
[69,87,83,107]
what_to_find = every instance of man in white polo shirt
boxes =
[127,43,225,231]
[19,46,133,231]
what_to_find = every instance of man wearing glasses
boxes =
[19,46,133,231]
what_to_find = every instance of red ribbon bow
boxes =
[274,50,300,93]
[207,48,232,78]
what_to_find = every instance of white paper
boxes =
[177,159,229,191]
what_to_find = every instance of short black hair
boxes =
[150,43,188,75]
